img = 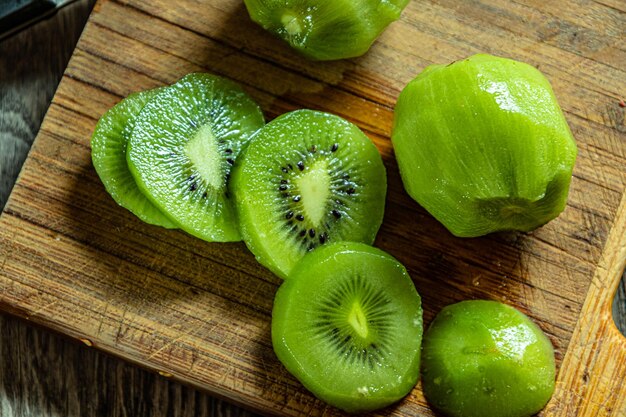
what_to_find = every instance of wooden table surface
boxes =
[0,1,624,416]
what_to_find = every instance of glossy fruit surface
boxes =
[392,54,577,237]
[127,73,264,242]
[243,0,410,60]
[91,88,176,229]
[272,242,422,413]
[421,300,556,417]
[232,110,386,278]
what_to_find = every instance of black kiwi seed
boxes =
[331,143,339,152]
[332,209,342,219]
[297,161,305,171]
[189,182,198,191]
[227,158,235,165]
[279,184,288,191]
[281,179,289,184]
[299,230,307,237]
[225,148,233,154]
[319,233,327,244]
[309,228,316,238]
[346,188,355,195]
[296,214,305,221]
[202,192,208,199]
[286,211,294,219]
[293,195,301,202]
[282,167,289,173]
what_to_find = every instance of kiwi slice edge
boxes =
[90,88,177,229]
[232,109,387,278]
[127,73,265,242]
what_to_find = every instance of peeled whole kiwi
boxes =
[391,54,577,237]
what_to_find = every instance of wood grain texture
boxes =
[0,0,624,416]
[0,2,257,416]
[0,314,259,417]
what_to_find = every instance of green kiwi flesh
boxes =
[392,54,578,237]
[272,242,423,413]
[127,73,264,242]
[243,0,409,60]
[91,88,176,229]
[232,109,387,278]
[421,300,556,417]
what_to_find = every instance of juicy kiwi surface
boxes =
[392,54,578,237]
[127,73,264,242]
[91,88,176,229]
[421,300,556,417]
[243,0,409,60]
[272,242,423,413]
[232,110,387,278]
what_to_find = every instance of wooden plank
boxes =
[1,0,625,415]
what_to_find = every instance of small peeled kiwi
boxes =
[392,54,578,237]
[421,300,556,417]
[127,73,264,242]
[91,88,176,228]
[243,0,409,60]
[232,109,387,278]
[272,242,423,413]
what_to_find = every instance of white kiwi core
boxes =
[348,301,369,339]
[281,13,302,36]
[295,159,331,227]
[185,123,223,191]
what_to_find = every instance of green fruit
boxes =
[421,300,556,417]
[391,54,577,237]
[127,73,264,242]
[272,242,423,413]
[232,110,387,279]
[91,88,176,229]
[243,0,410,60]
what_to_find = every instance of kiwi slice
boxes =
[421,300,556,417]
[392,54,578,237]
[232,109,386,278]
[91,88,176,228]
[272,242,423,413]
[127,73,265,242]
[243,0,410,60]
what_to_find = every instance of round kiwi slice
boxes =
[392,54,578,237]
[91,88,176,229]
[272,242,423,413]
[127,73,265,242]
[243,0,409,60]
[231,109,386,278]
[421,300,556,417]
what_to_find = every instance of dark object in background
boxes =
[0,0,75,40]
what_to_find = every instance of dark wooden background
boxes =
[0,1,624,416]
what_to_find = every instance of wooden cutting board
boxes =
[1,0,625,415]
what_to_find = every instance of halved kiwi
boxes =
[421,300,556,417]
[232,109,386,278]
[127,73,265,242]
[243,0,409,60]
[272,242,423,413]
[91,88,176,228]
